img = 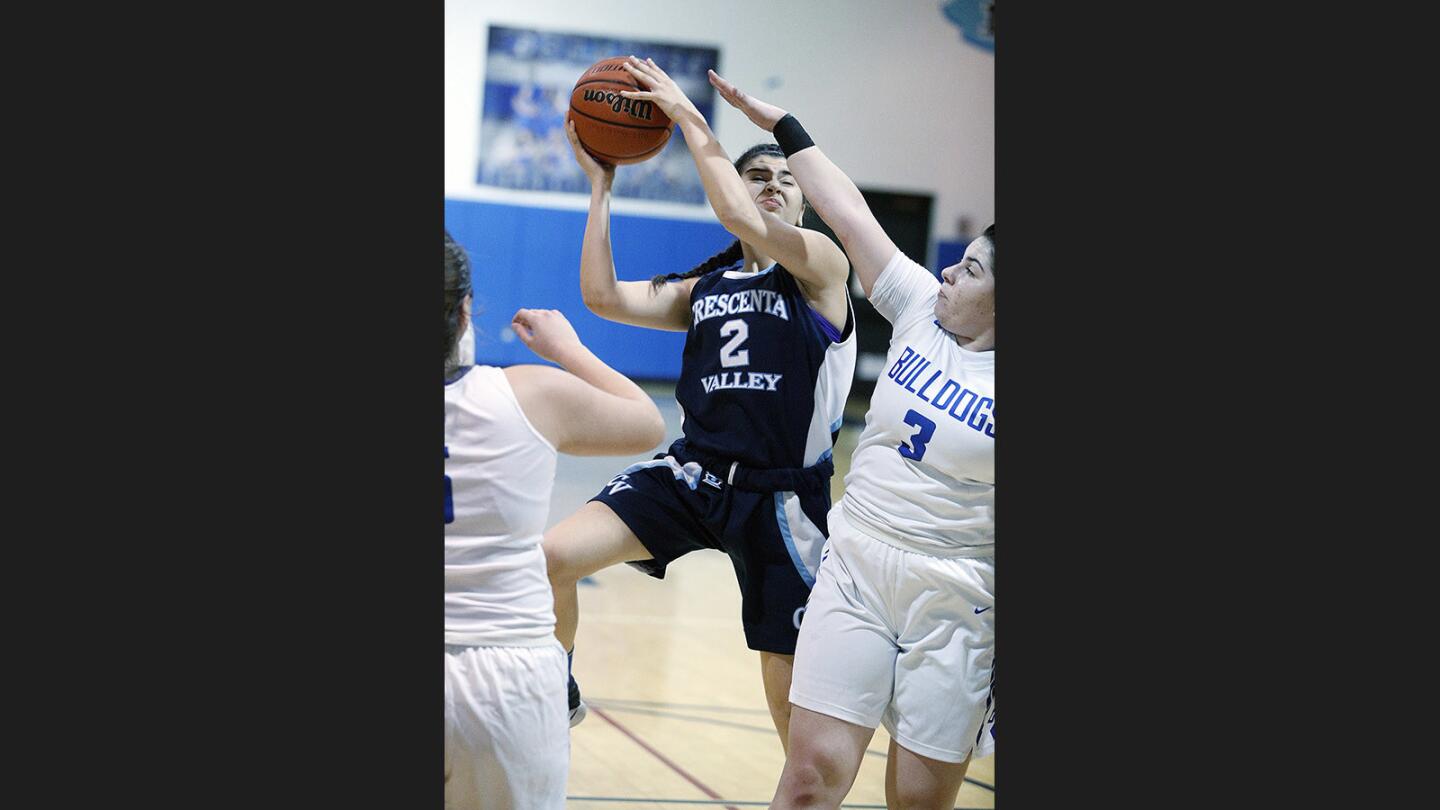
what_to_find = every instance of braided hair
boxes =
[650,143,800,291]
[444,230,473,377]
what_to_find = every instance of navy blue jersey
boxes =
[675,264,856,470]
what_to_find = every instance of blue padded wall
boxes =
[446,198,734,380]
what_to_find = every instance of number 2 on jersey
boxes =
[718,319,750,368]
[444,446,454,524]
[897,409,937,461]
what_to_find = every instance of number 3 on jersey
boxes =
[897,409,936,461]
[444,446,454,524]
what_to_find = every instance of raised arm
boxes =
[504,308,666,456]
[619,57,849,296]
[565,119,696,332]
[708,70,898,298]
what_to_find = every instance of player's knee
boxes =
[886,756,968,810]
[541,539,583,586]
[887,781,951,810]
[776,748,846,806]
[775,763,825,806]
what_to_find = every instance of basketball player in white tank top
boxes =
[711,76,995,809]
[444,233,665,810]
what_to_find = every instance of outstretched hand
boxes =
[511,308,583,366]
[618,56,702,123]
[707,70,788,132]
[564,118,615,187]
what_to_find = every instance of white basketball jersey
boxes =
[841,250,994,556]
[445,365,559,646]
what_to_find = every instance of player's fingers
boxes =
[565,125,589,156]
[709,73,742,104]
[620,61,652,85]
[622,55,659,83]
[565,125,602,167]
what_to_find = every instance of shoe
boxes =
[568,674,588,728]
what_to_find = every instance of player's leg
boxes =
[542,500,651,726]
[542,500,650,652]
[547,456,714,649]
[545,460,711,726]
[775,509,897,807]
[759,651,795,752]
[741,489,834,752]
[884,741,970,810]
[769,705,875,809]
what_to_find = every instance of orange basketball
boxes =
[568,57,673,165]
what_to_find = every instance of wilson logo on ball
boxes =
[580,89,656,120]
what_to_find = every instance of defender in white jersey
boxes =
[711,75,995,809]
[443,233,664,810]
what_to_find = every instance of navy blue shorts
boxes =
[590,439,835,655]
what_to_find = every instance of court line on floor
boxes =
[594,697,773,715]
[589,699,993,792]
[592,703,779,735]
[590,704,742,810]
[567,798,978,809]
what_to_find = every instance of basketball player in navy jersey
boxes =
[444,232,666,809]
[709,73,995,809]
[542,56,857,751]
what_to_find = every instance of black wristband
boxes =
[772,114,814,157]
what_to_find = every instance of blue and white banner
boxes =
[477,26,721,204]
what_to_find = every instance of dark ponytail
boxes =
[650,239,743,291]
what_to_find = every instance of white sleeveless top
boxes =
[841,250,995,557]
[444,365,558,646]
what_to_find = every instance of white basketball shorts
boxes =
[789,505,995,763]
[444,641,569,809]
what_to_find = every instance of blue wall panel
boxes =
[935,239,971,277]
[445,198,734,381]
